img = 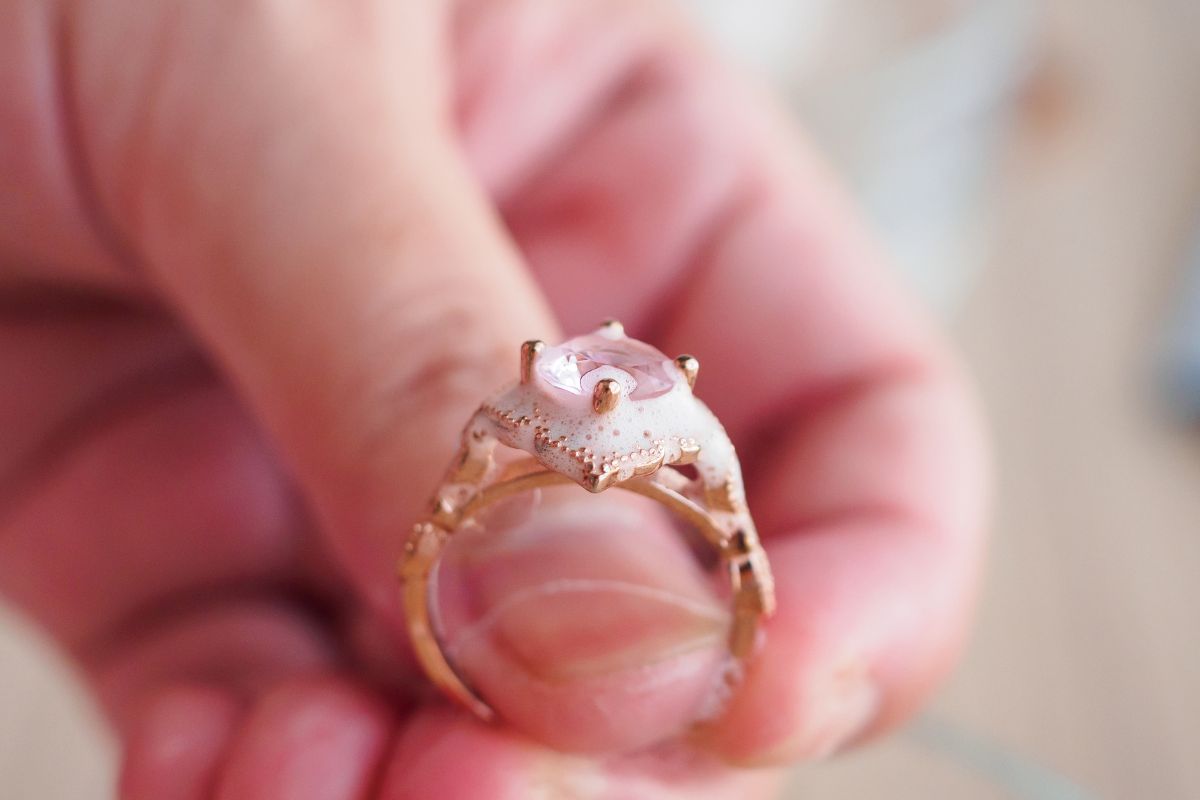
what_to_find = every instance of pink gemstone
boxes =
[537,333,679,400]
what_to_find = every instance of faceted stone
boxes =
[536,333,678,400]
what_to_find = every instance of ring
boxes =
[400,320,776,721]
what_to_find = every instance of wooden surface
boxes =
[2,3,1199,799]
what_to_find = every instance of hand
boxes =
[0,1,987,797]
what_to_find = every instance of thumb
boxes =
[69,1,729,749]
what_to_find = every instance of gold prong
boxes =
[592,378,621,413]
[430,496,458,530]
[725,527,754,557]
[675,440,701,464]
[704,479,738,513]
[450,444,493,483]
[584,470,618,493]
[399,522,442,579]
[520,340,544,383]
[632,450,666,477]
[599,319,625,337]
[727,614,758,658]
[675,354,699,389]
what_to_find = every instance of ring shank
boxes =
[400,465,774,720]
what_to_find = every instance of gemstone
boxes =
[536,332,679,400]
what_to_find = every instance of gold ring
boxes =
[400,320,775,721]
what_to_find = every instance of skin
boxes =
[0,0,988,797]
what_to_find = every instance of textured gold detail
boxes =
[730,557,772,615]
[726,527,754,556]
[450,444,492,483]
[675,438,701,464]
[705,479,739,513]
[430,496,458,530]
[481,403,534,431]
[403,331,775,724]
[632,449,666,477]
[728,610,759,658]
[405,462,774,720]
[584,470,618,493]
[533,425,601,472]
[674,354,699,389]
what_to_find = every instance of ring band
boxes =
[400,321,775,721]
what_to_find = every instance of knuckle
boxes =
[338,285,514,476]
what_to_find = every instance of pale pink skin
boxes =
[0,1,987,799]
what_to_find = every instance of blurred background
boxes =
[3,0,1199,797]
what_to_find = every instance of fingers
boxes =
[695,360,984,762]
[48,0,987,770]
[653,139,945,447]
[213,678,396,800]
[381,706,783,800]
[59,0,744,754]
[437,491,729,752]
[122,677,399,800]
[123,681,782,800]
[120,685,241,800]
[0,307,360,731]
[0,355,301,649]
[699,516,978,765]
[478,1,988,765]
[500,44,742,329]
[655,88,987,764]
[63,2,556,624]
[452,0,660,202]
[93,597,343,734]
[0,1,133,288]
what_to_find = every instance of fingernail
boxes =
[443,496,729,684]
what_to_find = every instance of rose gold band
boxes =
[399,324,775,721]
[400,444,775,721]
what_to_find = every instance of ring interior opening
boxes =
[431,482,735,705]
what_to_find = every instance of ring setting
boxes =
[401,321,775,721]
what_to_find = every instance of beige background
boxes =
[3,2,1199,798]
[789,2,1200,797]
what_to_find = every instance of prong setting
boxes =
[675,440,701,464]
[406,328,776,721]
[520,340,545,384]
[592,377,622,413]
[674,354,699,390]
[599,319,625,337]
[584,470,618,493]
